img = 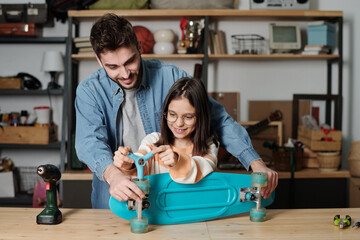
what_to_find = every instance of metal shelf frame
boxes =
[67,9,343,169]
[0,37,70,173]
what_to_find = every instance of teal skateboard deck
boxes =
[109,172,275,225]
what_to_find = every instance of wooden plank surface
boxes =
[72,53,340,60]
[68,9,343,18]
[0,208,358,239]
[72,53,204,60]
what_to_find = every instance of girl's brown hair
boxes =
[157,77,218,156]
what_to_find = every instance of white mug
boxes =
[34,106,50,124]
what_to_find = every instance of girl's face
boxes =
[166,97,196,143]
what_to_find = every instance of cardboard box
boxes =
[298,125,341,151]
[249,100,311,145]
[209,92,239,121]
[0,77,22,89]
[0,171,15,197]
[307,24,336,48]
[350,177,360,208]
[0,125,57,144]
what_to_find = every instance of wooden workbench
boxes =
[1,208,359,239]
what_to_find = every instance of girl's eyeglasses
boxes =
[164,112,196,126]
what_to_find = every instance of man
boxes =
[75,13,278,209]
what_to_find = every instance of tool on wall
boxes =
[36,164,62,225]
[334,215,351,229]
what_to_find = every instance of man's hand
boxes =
[151,145,179,168]
[103,164,144,203]
[113,146,134,170]
[250,159,278,199]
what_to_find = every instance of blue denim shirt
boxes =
[75,59,260,209]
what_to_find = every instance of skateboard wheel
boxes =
[250,207,266,222]
[251,172,268,188]
[130,217,148,234]
[133,179,150,195]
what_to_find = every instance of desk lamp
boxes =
[41,51,64,89]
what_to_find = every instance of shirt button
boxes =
[118,97,121,100]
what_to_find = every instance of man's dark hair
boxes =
[90,13,139,58]
[157,77,218,156]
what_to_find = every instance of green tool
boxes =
[334,215,351,229]
[36,164,62,225]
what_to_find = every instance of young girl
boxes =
[113,77,219,184]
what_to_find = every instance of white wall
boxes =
[0,0,358,170]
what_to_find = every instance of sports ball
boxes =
[133,26,155,54]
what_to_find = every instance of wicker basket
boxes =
[272,147,303,171]
[317,152,341,172]
[17,166,41,193]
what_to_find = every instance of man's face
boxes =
[97,45,141,89]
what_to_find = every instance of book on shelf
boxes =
[304,44,331,51]
[73,36,90,43]
[308,20,327,26]
[75,41,92,48]
[76,51,95,56]
[208,30,227,55]
[78,47,94,53]
[301,50,331,55]
[307,20,334,27]
[302,44,332,55]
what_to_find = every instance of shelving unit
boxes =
[67,8,343,159]
[62,9,344,208]
[0,36,70,206]
[0,33,69,169]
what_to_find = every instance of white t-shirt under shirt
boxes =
[121,88,146,152]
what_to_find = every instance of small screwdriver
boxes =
[352,220,360,228]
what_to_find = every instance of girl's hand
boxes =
[113,146,134,170]
[151,145,179,168]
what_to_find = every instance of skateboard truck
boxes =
[126,152,154,234]
[240,172,268,222]
[334,215,351,229]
